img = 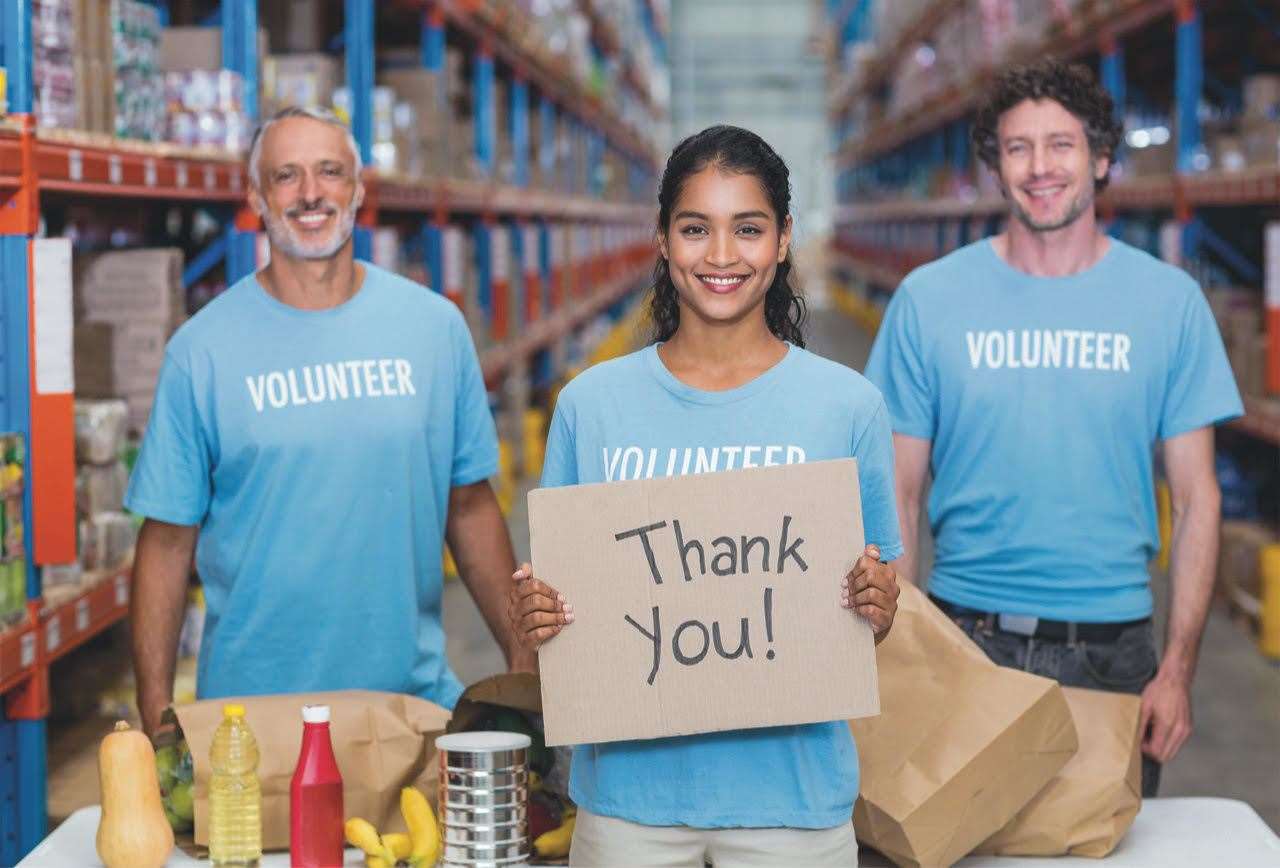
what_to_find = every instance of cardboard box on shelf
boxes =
[74,248,185,329]
[159,26,268,73]
[261,53,341,117]
[73,321,115,397]
[1244,74,1280,120]
[1241,118,1280,168]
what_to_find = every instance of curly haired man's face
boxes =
[996,98,1109,233]
[660,166,791,327]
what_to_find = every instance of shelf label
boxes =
[108,154,123,185]
[68,149,83,181]
[76,598,90,632]
[20,633,35,668]
[114,575,129,607]
[204,165,217,191]
[176,162,188,188]
[144,158,158,187]
[46,617,61,653]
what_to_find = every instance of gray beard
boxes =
[262,204,358,260]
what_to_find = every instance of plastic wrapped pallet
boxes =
[76,460,128,516]
[74,399,129,465]
[79,511,136,572]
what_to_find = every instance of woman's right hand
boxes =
[509,562,574,651]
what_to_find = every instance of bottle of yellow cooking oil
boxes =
[208,703,262,865]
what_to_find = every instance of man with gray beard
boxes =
[865,60,1242,797]
[126,107,534,735]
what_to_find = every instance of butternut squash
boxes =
[96,721,175,868]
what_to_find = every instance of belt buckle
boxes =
[998,613,1039,636]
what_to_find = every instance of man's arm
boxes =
[1142,426,1220,763]
[446,480,537,673]
[891,433,931,586]
[132,518,198,737]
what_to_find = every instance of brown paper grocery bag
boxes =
[174,689,451,850]
[974,687,1142,857]
[850,583,1078,867]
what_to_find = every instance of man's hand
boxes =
[843,544,899,644]
[1140,667,1193,763]
[508,563,573,651]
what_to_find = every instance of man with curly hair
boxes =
[866,59,1242,796]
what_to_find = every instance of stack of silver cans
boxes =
[436,731,532,867]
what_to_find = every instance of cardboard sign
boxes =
[529,459,880,746]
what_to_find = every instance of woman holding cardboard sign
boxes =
[509,126,903,866]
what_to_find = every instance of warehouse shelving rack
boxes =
[0,0,667,859]
[826,0,1280,448]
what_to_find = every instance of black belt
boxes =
[929,594,1149,644]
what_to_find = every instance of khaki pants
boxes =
[569,807,859,867]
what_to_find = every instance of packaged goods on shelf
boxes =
[33,0,78,130]
[40,561,83,590]
[0,435,26,626]
[111,0,165,141]
[75,460,128,517]
[370,227,402,274]
[261,53,342,118]
[75,399,131,468]
[1241,119,1280,168]
[165,69,250,151]
[78,510,136,572]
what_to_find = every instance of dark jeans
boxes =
[943,609,1162,797]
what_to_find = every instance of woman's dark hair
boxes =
[648,125,806,347]
[971,59,1124,191]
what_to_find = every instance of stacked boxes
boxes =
[73,248,186,434]
[72,401,135,573]
[0,435,27,628]
[165,69,251,151]
[1241,74,1280,168]
[1207,287,1269,399]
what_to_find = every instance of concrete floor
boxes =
[442,306,1280,833]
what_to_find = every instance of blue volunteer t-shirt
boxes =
[865,238,1242,622]
[540,343,903,829]
[125,263,498,709]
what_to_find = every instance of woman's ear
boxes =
[657,230,669,261]
[777,215,793,263]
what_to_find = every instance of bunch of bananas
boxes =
[345,786,440,868]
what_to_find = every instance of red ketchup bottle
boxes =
[290,704,344,867]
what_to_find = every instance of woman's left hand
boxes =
[841,544,899,644]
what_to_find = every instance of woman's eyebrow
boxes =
[734,210,770,220]
[673,210,709,221]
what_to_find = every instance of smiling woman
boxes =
[648,125,807,351]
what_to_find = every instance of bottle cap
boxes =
[223,703,245,718]
[302,704,330,724]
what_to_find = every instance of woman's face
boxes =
[660,165,791,331]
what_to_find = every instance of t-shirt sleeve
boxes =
[864,289,935,440]
[1159,285,1244,439]
[450,315,500,486]
[124,355,211,526]
[539,399,578,488]
[852,400,904,562]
